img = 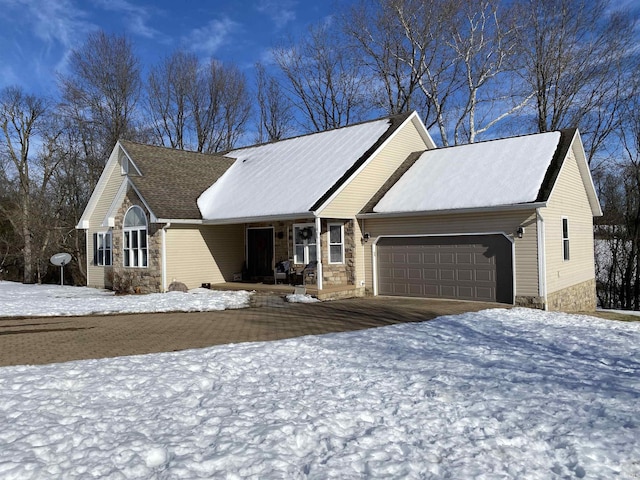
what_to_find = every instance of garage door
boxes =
[376,235,513,303]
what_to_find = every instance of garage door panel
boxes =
[377,235,513,303]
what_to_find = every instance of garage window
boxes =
[328,223,344,264]
[562,217,570,261]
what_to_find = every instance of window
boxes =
[123,206,148,267]
[294,224,317,264]
[328,223,344,264]
[562,218,570,261]
[93,232,112,266]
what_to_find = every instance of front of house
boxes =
[78,111,601,311]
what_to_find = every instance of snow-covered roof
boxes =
[198,114,409,221]
[373,131,563,214]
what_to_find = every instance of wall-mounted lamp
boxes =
[363,232,371,243]
[516,226,524,239]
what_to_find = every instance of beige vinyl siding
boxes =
[86,154,125,289]
[363,210,539,297]
[542,146,596,294]
[165,224,244,289]
[319,118,430,218]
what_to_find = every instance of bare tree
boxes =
[273,23,369,131]
[59,30,142,186]
[255,62,294,143]
[192,60,252,153]
[514,0,636,163]
[0,86,53,283]
[147,51,199,149]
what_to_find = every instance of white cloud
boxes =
[91,0,160,39]
[256,0,297,29]
[183,17,241,57]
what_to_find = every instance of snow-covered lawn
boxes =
[0,303,639,478]
[0,281,251,317]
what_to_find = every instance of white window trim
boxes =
[327,223,345,264]
[293,223,317,265]
[562,217,570,261]
[95,231,112,266]
[123,205,148,268]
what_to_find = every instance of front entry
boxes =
[247,228,274,280]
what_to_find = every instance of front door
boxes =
[247,228,274,279]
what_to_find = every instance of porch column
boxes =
[315,216,323,290]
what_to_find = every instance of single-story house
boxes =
[77,111,601,311]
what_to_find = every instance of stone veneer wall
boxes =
[515,295,545,310]
[547,278,596,312]
[110,190,163,294]
[321,219,355,288]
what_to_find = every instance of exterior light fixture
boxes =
[517,226,524,239]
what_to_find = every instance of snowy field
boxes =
[0,294,639,478]
[0,281,251,317]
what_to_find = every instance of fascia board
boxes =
[357,202,547,219]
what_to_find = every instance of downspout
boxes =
[315,216,323,291]
[85,229,90,286]
[162,222,171,292]
[536,209,548,310]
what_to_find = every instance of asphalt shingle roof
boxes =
[118,140,235,220]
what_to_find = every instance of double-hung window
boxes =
[294,224,317,264]
[123,206,148,267]
[562,217,570,261]
[94,232,112,266]
[328,223,344,264]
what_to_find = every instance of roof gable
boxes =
[197,112,414,222]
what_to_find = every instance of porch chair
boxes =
[302,260,318,286]
[274,260,291,284]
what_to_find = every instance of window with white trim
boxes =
[328,223,344,264]
[293,224,317,264]
[93,231,112,266]
[562,217,570,261]
[123,206,148,267]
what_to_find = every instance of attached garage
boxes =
[375,235,513,303]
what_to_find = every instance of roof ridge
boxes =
[118,139,230,158]
[430,127,576,151]
[225,111,414,154]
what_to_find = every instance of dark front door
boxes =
[247,228,274,279]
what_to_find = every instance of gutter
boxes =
[536,208,548,310]
[357,202,548,219]
[202,212,314,225]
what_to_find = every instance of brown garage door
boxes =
[376,235,513,303]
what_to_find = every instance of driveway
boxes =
[0,296,505,367]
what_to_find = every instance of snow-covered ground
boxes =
[0,286,638,478]
[0,281,251,317]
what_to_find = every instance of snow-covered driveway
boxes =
[0,307,638,479]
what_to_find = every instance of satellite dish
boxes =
[51,252,72,266]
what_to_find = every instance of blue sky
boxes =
[0,0,344,97]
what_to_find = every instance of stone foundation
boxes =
[515,295,545,310]
[547,278,597,312]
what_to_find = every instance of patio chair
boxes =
[302,260,317,286]
[274,260,291,284]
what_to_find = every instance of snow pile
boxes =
[0,281,251,317]
[285,293,320,303]
[375,131,561,213]
[198,118,392,220]
[0,308,638,478]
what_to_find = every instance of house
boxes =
[77,111,601,311]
